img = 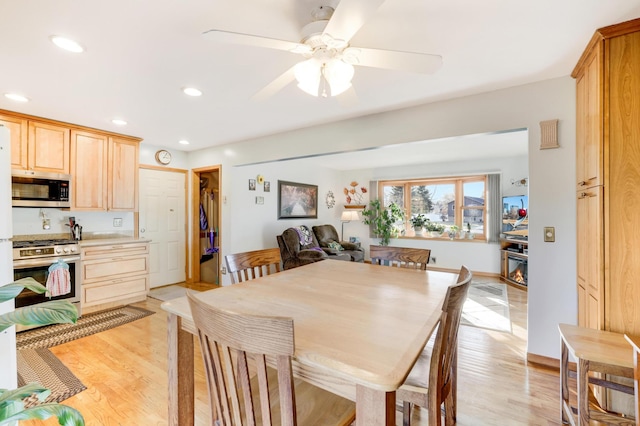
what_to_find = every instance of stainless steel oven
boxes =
[13,240,81,310]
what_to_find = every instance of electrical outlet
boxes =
[113,218,123,227]
[430,256,436,264]
[221,267,227,274]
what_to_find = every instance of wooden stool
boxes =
[624,334,640,426]
[559,323,635,425]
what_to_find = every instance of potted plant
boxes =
[0,277,84,426]
[465,222,474,239]
[448,225,459,240]
[424,220,445,237]
[409,214,427,234]
[361,200,404,246]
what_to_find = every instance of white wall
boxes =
[139,143,190,170]
[188,76,577,360]
[12,208,134,238]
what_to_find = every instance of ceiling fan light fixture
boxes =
[323,59,354,96]
[294,59,322,96]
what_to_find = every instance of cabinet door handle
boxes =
[111,257,125,261]
[578,191,596,199]
[578,180,588,186]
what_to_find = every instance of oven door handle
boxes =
[13,256,81,268]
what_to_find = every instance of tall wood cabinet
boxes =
[574,17,640,336]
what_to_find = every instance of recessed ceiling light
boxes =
[4,93,29,102]
[112,119,127,126]
[50,36,84,53]
[178,140,190,145]
[182,87,202,97]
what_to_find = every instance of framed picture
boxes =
[249,179,256,191]
[278,180,318,219]
[264,181,271,192]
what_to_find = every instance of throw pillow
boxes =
[328,241,344,251]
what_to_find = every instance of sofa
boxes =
[312,224,365,263]
[277,225,350,270]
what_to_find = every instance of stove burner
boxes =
[13,239,77,249]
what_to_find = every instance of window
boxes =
[378,175,487,240]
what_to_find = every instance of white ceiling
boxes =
[1,0,639,153]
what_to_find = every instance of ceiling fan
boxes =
[203,0,442,99]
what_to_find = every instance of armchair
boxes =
[277,225,350,270]
[312,224,365,263]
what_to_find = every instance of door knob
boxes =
[140,228,146,233]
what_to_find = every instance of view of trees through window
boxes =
[379,176,487,239]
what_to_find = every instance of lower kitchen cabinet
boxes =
[80,240,149,314]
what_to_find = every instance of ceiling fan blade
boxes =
[203,29,309,54]
[348,47,443,74]
[251,65,297,101]
[322,0,387,43]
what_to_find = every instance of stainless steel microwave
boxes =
[11,170,72,208]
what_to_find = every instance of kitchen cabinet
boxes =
[71,130,108,210]
[0,109,142,212]
[80,240,149,314]
[71,132,139,211]
[0,114,70,173]
[108,136,138,211]
[0,113,28,169]
[573,17,640,335]
[573,17,640,415]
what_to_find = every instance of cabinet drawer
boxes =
[83,276,148,306]
[81,242,149,259]
[82,255,148,283]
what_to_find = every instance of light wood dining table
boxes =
[161,259,458,426]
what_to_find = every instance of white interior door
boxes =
[139,168,186,288]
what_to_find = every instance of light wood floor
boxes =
[21,281,564,425]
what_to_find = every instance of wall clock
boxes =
[155,149,172,165]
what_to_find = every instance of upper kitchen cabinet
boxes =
[0,113,28,169]
[0,109,142,212]
[28,121,71,174]
[71,130,108,210]
[71,132,141,212]
[0,113,70,173]
[108,136,139,211]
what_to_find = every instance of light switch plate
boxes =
[113,218,123,227]
[544,226,555,242]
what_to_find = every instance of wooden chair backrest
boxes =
[428,265,472,414]
[187,291,297,426]
[370,245,431,270]
[225,248,282,284]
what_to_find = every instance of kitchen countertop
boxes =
[13,232,150,245]
[79,236,151,246]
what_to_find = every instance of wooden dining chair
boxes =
[225,248,282,284]
[397,265,472,426]
[369,245,431,270]
[186,291,356,426]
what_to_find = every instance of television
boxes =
[502,195,528,238]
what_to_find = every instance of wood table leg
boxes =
[167,313,194,426]
[561,339,569,424]
[355,384,395,426]
[577,358,589,426]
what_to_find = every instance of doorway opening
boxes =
[191,165,221,286]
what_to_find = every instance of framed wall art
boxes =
[277,180,318,219]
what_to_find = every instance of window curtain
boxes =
[367,180,378,238]
[487,173,501,243]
